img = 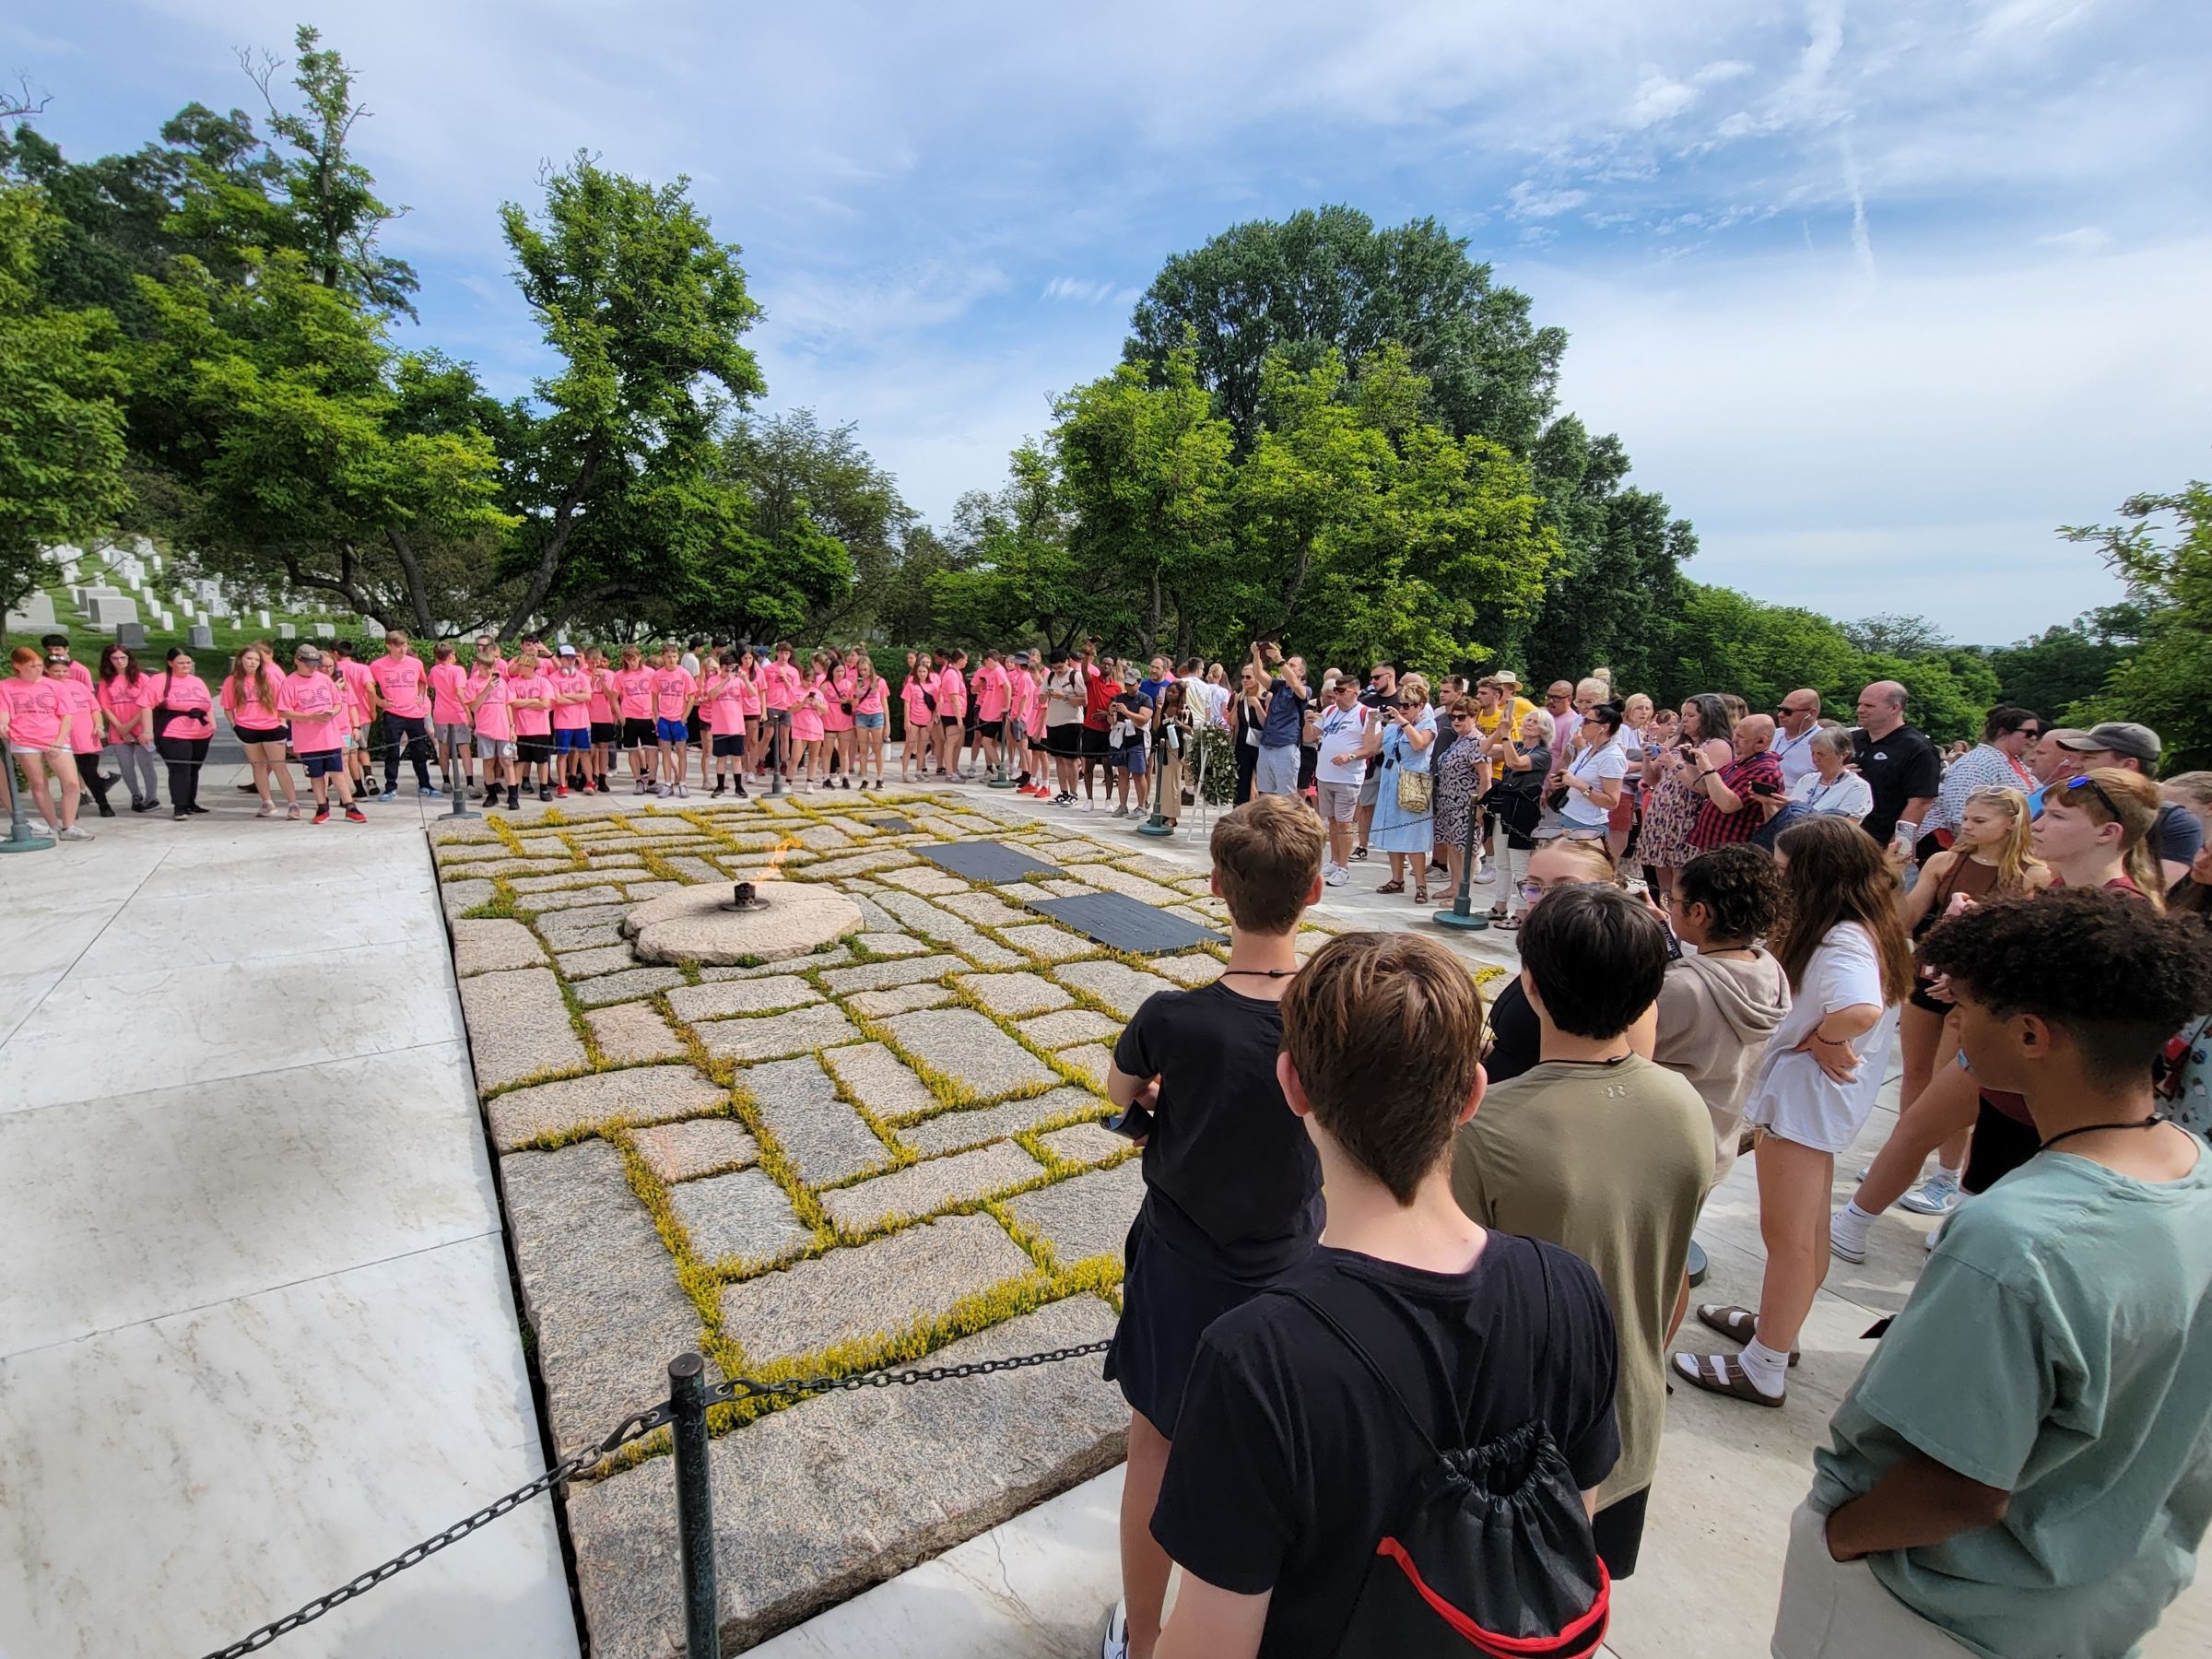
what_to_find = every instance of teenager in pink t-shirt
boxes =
[147,645,217,820]
[4,645,87,837]
[547,646,594,797]
[369,630,438,801]
[96,641,161,814]
[610,644,655,792]
[900,651,935,782]
[330,641,376,799]
[276,644,364,823]
[582,646,617,794]
[972,649,1010,782]
[732,649,762,777]
[755,641,801,784]
[649,642,697,796]
[786,653,828,793]
[850,653,888,789]
[934,651,971,779]
[48,658,112,820]
[465,640,519,809]
[222,643,300,818]
[507,645,557,803]
[429,641,474,796]
[699,650,748,797]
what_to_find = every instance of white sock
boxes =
[1925,1167,1960,1191]
[1739,1337,1790,1397]
[1830,1199,1877,1252]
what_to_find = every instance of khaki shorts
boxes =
[1771,1502,1975,1659]
[1317,781,1360,823]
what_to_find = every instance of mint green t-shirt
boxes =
[1811,1140,2212,1659]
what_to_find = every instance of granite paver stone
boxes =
[741,1057,896,1184]
[695,1005,861,1063]
[879,1007,1055,1098]
[586,1002,690,1065]
[819,1043,937,1122]
[451,917,548,976]
[628,1117,759,1183]
[1053,959,1179,1018]
[666,1168,812,1267]
[461,967,587,1092]
[1015,1009,1123,1050]
[955,971,1074,1018]
[897,1088,1105,1157]
[665,977,820,1021]
[486,1065,731,1150]
[820,1141,1044,1230]
[1006,1162,1146,1266]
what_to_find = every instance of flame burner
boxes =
[722,881,771,913]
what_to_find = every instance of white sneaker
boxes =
[675,782,689,798]
[1110,805,1128,818]
[1899,1173,1961,1216]
[1099,1602,1129,1659]
[1324,864,1348,887]
[1472,865,1495,885]
[59,825,95,841]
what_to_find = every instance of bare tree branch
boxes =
[0,74,51,121]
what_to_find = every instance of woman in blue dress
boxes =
[1362,672,1439,902]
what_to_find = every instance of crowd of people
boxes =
[9,619,2212,1658]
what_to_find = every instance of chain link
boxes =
[198,1341,1112,1657]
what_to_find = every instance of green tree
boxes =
[721,409,912,640]
[0,182,130,609]
[927,446,1098,653]
[127,247,511,631]
[1660,583,1865,715]
[2063,483,2212,771]
[1841,613,1952,657]
[1125,205,1564,454]
[496,155,765,639]
[1988,605,2144,716]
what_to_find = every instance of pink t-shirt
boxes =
[613,668,655,721]
[651,666,696,723]
[280,669,346,753]
[470,669,515,742]
[509,671,554,736]
[221,668,283,728]
[975,664,1009,722]
[759,661,801,712]
[151,672,214,742]
[902,673,933,724]
[370,653,429,720]
[429,663,469,724]
[700,673,743,735]
[791,678,826,742]
[335,660,375,723]
[819,667,854,733]
[935,665,968,719]
[549,666,593,729]
[98,672,149,739]
[586,669,615,725]
[2,676,66,749]
[854,674,887,716]
[55,678,100,755]
[733,668,760,719]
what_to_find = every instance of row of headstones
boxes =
[11,539,353,641]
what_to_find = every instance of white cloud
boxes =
[1040,276,1118,304]
[2038,226,2112,253]
[1509,181,1592,219]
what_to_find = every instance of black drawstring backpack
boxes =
[1278,1247,1611,1658]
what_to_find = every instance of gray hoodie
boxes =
[1653,948,1792,1186]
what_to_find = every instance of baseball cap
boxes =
[2056,722,2160,763]
[558,644,578,657]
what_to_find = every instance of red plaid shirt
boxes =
[1690,749,1784,848]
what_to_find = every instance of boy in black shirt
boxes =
[1148,932,1620,1659]
[1102,795,1327,1659]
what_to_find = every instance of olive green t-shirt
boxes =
[1450,1053,1712,1507]
[1811,1140,2212,1659]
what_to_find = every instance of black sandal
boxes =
[1376,878,1406,894]
[1349,846,1369,861]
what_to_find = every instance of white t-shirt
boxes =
[1788,768,1874,822]
[1184,675,1230,731]
[1560,738,1629,826]
[1313,701,1372,786]
[1771,723,1821,788]
[1746,922,1900,1154]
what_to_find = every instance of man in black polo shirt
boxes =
[1850,679,1942,848]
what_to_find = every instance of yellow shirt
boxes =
[1475,695,1535,739]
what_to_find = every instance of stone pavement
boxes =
[428,781,1377,1655]
[0,768,575,1659]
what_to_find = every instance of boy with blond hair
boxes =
[1101,795,1327,1659]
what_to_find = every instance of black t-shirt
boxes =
[1851,724,1942,843]
[1482,974,1541,1085]
[1152,1240,1620,1659]
[1112,982,1323,1281]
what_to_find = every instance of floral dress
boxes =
[1640,744,1718,870]
[1434,736,1485,853]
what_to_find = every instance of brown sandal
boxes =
[1669,1350,1785,1406]
[1413,885,1430,904]
[1376,879,1406,894]
[1693,1304,1800,1364]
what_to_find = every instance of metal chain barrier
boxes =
[198,1338,1113,1659]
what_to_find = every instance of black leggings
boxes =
[156,733,209,811]
[72,751,112,813]
[382,712,434,791]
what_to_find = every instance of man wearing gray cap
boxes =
[2053,723,2202,886]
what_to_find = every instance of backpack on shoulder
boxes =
[1279,1248,1611,1658]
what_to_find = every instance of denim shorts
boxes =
[854,712,886,730]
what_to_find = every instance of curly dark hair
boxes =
[1676,845,1785,945]
[1920,888,2212,1077]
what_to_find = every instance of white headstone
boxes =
[257,608,271,628]
[277,622,297,640]
[4,591,57,630]
[313,623,335,639]
[149,553,162,574]
[158,609,173,629]
[60,561,78,583]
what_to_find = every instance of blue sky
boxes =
[10,0,2211,643]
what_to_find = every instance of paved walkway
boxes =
[0,770,577,1659]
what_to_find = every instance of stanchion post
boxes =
[989,714,1019,788]
[1,754,56,853]
[1137,724,1175,836]
[669,1352,721,1659]
[1431,784,1488,931]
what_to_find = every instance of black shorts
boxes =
[712,733,745,758]
[939,712,961,727]
[1102,1212,1276,1437]
[233,724,286,746]
[977,716,1005,740]
[1080,724,1109,757]
[1592,1486,1649,1580]
[590,722,618,747]
[1045,723,1083,759]
[518,734,554,764]
[620,717,656,747]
